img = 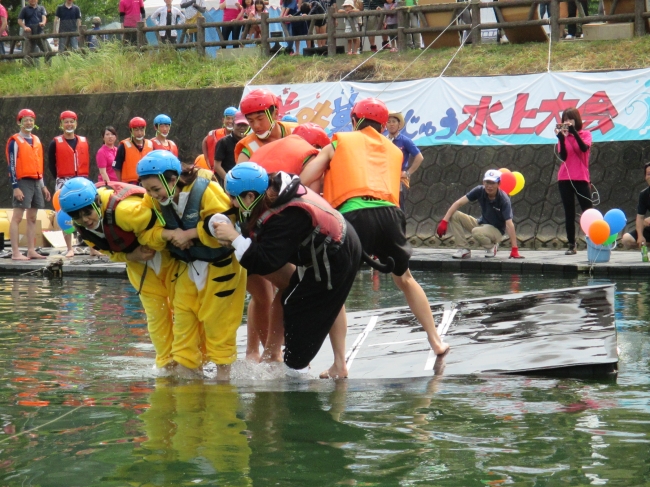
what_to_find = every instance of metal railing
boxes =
[1,0,647,61]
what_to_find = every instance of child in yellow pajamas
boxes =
[58,177,178,372]
[137,150,247,381]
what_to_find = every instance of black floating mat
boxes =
[301,284,618,379]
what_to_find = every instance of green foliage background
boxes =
[3,0,120,28]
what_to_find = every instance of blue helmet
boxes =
[225,162,269,197]
[59,177,98,214]
[137,150,182,178]
[224,107,238,117]
[153,114,172,126]
[282,114,298,123]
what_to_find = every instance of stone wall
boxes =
[1,88,648,248]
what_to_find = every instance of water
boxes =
[0,271,648,486]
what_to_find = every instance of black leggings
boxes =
[558,180,592,246]
[221,25,242,47]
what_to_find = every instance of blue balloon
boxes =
[604,209,626,235]
[56,210,75,235]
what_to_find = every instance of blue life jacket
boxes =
[160,177,233,263]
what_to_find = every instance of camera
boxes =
[556,122,570,130]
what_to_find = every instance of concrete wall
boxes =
[1,88,648,248]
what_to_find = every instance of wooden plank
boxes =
[418,0,462,48]
[499,3,548,42]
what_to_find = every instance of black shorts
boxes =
[627,228,650,242]
[343,205,412,276]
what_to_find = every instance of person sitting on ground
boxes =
[622,162,650,250]
[436,169,523,260]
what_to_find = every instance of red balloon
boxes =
[499,172,516,194]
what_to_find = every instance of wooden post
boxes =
[136,21,145,49]
[79,25,87,49]
[550,0,560,42]
[261,12,271,56]
[196,16,206,55]
[634,0,645,36]
[397,10,406,50]
[327,6,337,56]
[471,0,481,45]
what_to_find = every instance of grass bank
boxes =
[1,37,650,96]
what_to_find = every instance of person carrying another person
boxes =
[58,177,178,375]
[300,97,449,360]
[114,117,153,184]
[622,162,650,250]
[236,89,298,162]
[386,111,423,210]
[119,0,144,45]
[150,114,179,156]
[555,107,592,255]
[151,0,186,44]
[53,0,81,51]
[214,111,249,184]
[437,169,524,259]
[6,109,51,261]
[48,110,90,257]
[202,106,238,171]
[213,164,362,378]
[137,150,247,380]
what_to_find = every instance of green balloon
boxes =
[603,233,617,246]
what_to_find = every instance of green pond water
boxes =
[0,271,648,486]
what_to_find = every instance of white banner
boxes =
[248,68,650,146]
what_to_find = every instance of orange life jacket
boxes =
[324,127,402,209]
[6,134,43,180]
[151,138,178,156]
[205,127,229,168]
[54,135,90,178]
[252,135,319,175]
[194,154,211,170]
[234,121,298,160]
[120,138,153,184]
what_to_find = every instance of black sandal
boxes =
[565,247,577,255]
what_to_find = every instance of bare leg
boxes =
[320,306,348,379]
[64,233,74,257]
[260,264,295,363]
[621,233,639,250]
[216,363,231,381]
[245,275,274,362]
[392,270,449,355]
[25,209,45,259]
[10,209,29,260]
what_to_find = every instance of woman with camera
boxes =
[555,108,592,255]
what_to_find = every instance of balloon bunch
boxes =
[580,208,626,246]
[53,189,75,235]
[498,168,525,196]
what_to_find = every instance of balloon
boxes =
[52,190,61,212]
[580,209,603,235]
[589,220,610,245]
[604,209,626,235]
[499,168,511,174]
[603,233,617,246]
[510,171,525,196]
[56,210,75,235]
[499,172,516,194]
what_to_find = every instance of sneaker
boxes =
[370,45,378,52]
[390,47,398,52]
[452,249,471,259]
[565,246,577,255]
[565,34,574,39]
[484,244,498,258]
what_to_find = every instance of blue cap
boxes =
[137,150,182,178]
[225,162,269,197]
[59,177,98,214]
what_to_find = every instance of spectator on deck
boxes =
[53,0,81,51]
[622,162,650,250]
[152,0,186,44]
[219,0,243,47]
[0,0,9,56]
[385,112,423,210]
[119,0,145,45]
[18,0,48,54]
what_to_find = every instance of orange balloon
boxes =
[499,168,511,174]
[589,220,611,245]
[53,190,61,212]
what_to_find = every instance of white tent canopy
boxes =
[144,0,223,17]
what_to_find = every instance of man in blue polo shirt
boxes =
[53,0,81,51]
[386,112,423,210]
[436,169,524,259]
[17,0,48,54]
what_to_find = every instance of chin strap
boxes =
[236,193,264,221]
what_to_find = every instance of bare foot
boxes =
[319,363,348,379]
[260,351,283,363]
[65,249,75,258]
[12,253,30,261]
[246,351,261,363]
[26,252,46,260]
[431,341,450,356]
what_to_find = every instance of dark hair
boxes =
[246,173,281,227]
[561,108,583,131]
[102,126,117,138]
[67,196,101,220]
[139,169,179,184]
[300,2,311,13]
[644,162,650,175]
[255,0,265,7]
[354,118,383,133]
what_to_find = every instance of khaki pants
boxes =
[449,211,503,249]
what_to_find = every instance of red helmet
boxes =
[351,98,389,125]
[293,123,331,149]
[60,110,77,121]
[129,117,147,129]
[17,109,36,122]
[240,89,279,116]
